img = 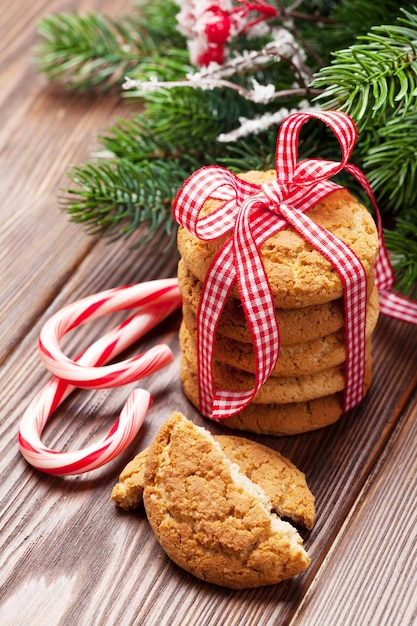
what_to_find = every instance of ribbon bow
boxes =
[173,110,417,420]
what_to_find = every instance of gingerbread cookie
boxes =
[180,357,373,435]
[111,448,148,511]
[143,413,311,588]
[112,436,315,530]
[178,259,377,345]
[180,341,372,404]
[177,173,379,308]
[180,291,379,376]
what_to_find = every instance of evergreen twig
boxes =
[34,3,184,91]
[63,159,191,247]
[384,217,417,297]
[311,7,417,128]
[363,111,417,213]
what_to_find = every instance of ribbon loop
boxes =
[274,110,357,183]
[173,165,260,241]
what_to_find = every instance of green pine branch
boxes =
[363,111,417,214]
[102,85,274,158]
[34,2,184,91]
[64,88,280,245]
[312,7,417,294]
[300,0,403,63]
[384,216,417,297]
[312,7,417,128]
[63,158,192,246]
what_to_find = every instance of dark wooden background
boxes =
[1,1,417,624]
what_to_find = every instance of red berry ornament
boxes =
[197,43,225,66]
[204,7,231,45]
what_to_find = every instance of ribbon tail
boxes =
[345,163,417,323]
[379,292,417,324]
[211,198,280,419]
[345,163,395,293]
[196,240,236,417]
[279,204,367,412]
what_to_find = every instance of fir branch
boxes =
[384,216,417,297]
[62,158,192,246]
[34,3,185,91]
[311,7,417,128]
[300,0,403,63]
[362,111,417,214]
[121,49,193,85]
[216,131,277,171]
[99,86,268,162]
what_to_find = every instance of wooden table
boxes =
[1,1,417,624]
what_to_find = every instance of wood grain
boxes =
[1,2,417,625]
[291,385,417,626]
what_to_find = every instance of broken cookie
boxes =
[112,433,315,530]
[121,413,313,588]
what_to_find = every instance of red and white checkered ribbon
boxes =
[173,110,417,420]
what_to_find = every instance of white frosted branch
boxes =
[217,100,318,142]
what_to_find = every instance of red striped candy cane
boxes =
[18,279,182,475]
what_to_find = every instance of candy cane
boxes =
[18,279,182,475]
[38,279,181,387]
[19,388,152,475]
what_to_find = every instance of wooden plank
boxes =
[0,0,132,363]
[0,238,182,623]
[290,384,417,626]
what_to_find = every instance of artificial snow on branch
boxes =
[123,27,317,106]
[217,100,314,141]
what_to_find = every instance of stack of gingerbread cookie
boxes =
[176,170,380,435]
